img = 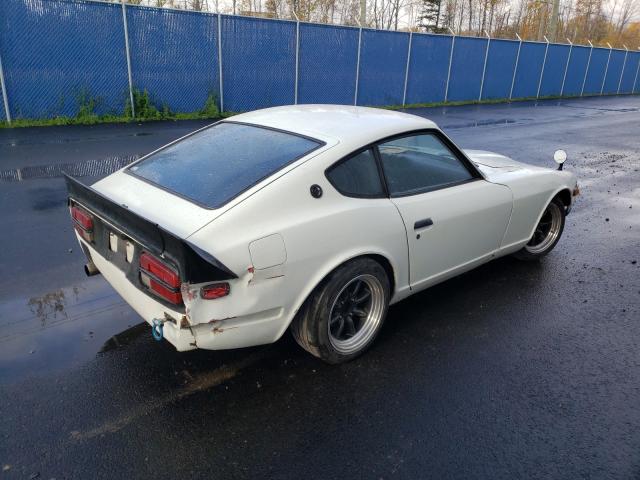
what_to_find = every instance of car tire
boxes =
[291,257,390,364]
[514,197,566,261]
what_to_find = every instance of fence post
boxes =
[537,36,550,98]
[581,40,593,96]
[354,22,362,106]
[444,27,456,102]
[634,48,640,94]
[121,0,135,118]
[560,38,573,97]
[293,12,300,104]
[0,48,10,124]
[478,30,491,101]
[510,33,522,100]
[217,13,224,112]
[617,45,628,94]
[402,31,412,106]
[601,43,612,95]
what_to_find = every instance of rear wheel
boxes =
[514,198,565,261]
[291,258,390,364]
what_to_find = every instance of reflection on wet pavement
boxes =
[99,322,149,353]
[0,278,140,383]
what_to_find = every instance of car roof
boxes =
[228,105,438,145]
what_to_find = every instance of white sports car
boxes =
[66,105,579,363]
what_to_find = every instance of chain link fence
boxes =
[0,0,639,124]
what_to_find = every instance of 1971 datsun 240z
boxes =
[65,105,579,363]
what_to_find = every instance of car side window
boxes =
[326,149,385,198]
[378,133,474,196]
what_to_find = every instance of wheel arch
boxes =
[525,186,572,241]
[553,188,572,211]
[286,251,398,335]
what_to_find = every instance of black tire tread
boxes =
[291,257,390,363]
[513,197,566,261]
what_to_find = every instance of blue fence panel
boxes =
[602,50,626,94]
[582,48,609,94]
[127,6,219,113]
[481,39,519,100]
[447,37,487,101]
[405,34,452,104]
[511,41,546,98]
[620,52,640,93]
[539,44,570,96]
[221,16,295,112]
[357,29,409,106]
[0,0,129,119]
[2,0,639,122]
[298,23,358,105]
[561,45,590,96]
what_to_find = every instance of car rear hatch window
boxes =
[128,122,323,209]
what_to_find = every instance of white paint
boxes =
[249,233,287,269]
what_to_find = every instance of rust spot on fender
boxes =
[181,283,199,302]
[212,325,239,334]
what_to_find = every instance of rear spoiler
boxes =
[64,174,237,283]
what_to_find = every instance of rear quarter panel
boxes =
[186,147,410,338]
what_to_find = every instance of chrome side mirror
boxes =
[554,149,567,170]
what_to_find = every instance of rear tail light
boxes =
[201,282,230,300]
[139,252,182,305]
[71,205,94,242]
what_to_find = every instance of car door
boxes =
[376,131,513,290]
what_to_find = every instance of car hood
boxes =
[464,149,523,169]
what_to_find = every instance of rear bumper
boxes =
[79,235,290,352]
[83,237,197,351]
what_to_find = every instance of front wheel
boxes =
[514,198,566,261]
[291,258,390,364]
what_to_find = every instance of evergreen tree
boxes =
[418,0,444,32]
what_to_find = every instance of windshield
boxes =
[128,122,323,208]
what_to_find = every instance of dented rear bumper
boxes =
[79,234,290,352]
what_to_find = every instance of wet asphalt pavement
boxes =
[1,96,639,479]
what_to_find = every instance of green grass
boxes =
[0,90,231,129]
[383,94,596,111]
[1,91,634,129]
[0,112,228,129]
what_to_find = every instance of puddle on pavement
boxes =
[0,277,145,383]
[443,118,517,129]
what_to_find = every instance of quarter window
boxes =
[378,133,474,196]
[326,149,384,197]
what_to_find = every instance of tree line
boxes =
[113,0,639,48]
